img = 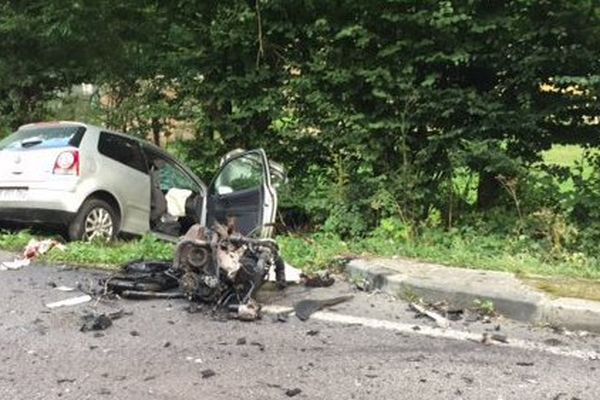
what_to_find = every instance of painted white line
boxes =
[262,305,600,361]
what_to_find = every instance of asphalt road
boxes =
[0,259,599,399]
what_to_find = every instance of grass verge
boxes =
[0,230,174,270]
[2,228,599,301]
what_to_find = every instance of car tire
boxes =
[68,199,119,242]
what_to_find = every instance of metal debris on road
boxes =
[0,258,30,270]
[301,271,335,287]
[409,302,450,329]
[45,294,92,309]
[80,313,113,332]
[201,369,216,379]
[80,309,127,332]
[101,223,286,321]
[285,388,302,397]
[294,295,353,321]
[56,285,76,292]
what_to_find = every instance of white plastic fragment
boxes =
[55,286,76,292]
[0,258,31,271]
[267,262,302,283]
[45,295,92,309]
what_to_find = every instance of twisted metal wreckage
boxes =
[104,223,286,320]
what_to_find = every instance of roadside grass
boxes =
[279,230,600,281]
[0,230,39,251]
[1,227,599,300]
[521,276,600,302]
[0,230,174,270]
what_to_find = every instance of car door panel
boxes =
[206,149,276,237]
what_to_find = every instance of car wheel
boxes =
[69,199,119,242]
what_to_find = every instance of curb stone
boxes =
[347,258,600,333]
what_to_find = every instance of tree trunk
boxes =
[151,118,161,147]
[477,170,501,210]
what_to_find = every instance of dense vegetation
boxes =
[1,1,600,277]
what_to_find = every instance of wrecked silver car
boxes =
[0,121,284,242]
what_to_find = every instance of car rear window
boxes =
[0,126,86,151]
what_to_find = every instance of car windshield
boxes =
[0,126,86,150]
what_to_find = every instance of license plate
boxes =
[0,189,28,201]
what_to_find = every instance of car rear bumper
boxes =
[0,207,75,225]
[0,187,81,225]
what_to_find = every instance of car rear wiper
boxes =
[20,138,43,148]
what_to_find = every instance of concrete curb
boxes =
[347,258,600,333]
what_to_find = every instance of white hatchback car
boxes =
[0,121,281,241]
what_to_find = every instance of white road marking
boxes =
[262,305,600,361]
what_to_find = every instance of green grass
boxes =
[0,231,174,270]
[542,144,587,167]
[279,228,600,281]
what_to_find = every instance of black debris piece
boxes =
[294,295,353,321]
[236,337,247,345]
[516,361,534,367]
[250,341,265,351]
[80,313,113,332]
[301,271,335,288]
[201,369,216,379]
[285,388,302,397]
[271,313,289,323]
[306,330,319,336]
[491,334,508,343]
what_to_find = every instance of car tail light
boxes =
[53,150,79,175]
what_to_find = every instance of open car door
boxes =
[206,149,277,237]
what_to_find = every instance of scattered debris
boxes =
[294,295,353,321]
[129,330,140,337]
[45,295,92,309]
[0,258,30,271]
[231,300,261,321]
[271,313,289,323]
[80,313,113,332]
[301,271,335,287]
[543,338,564,347]
[236,337,247,345]
[201,369,216,379]
[101,223,286,318]
[250,341,265,351]
[409,302,450,329]
[491,333,509,344]
[80,309,128,332]
[516,361,535,367]
[481,332,492,345]
[119,290,185,300]
[24,239,65,259]
[306,330,319,336]
[1,238,65,271]
[285,388,302,397]
[56,285,76,292]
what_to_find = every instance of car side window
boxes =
[98,132,147,173]
[213,152,264,195]
[157,161,200,192]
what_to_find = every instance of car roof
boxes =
[19,121,162,151]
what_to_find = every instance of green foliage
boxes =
[0,230,37,251]
[42,234,174,269]
[472,299,496,316]
[278,232,350,273]
[1,0,600,282]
